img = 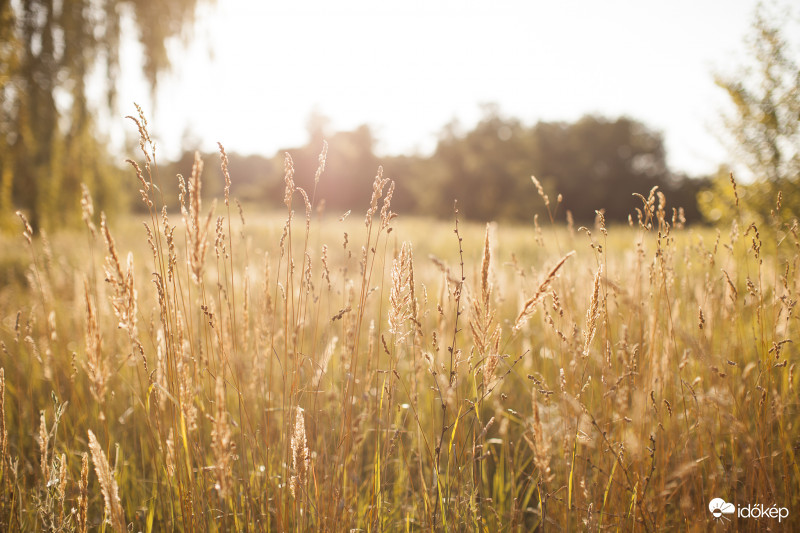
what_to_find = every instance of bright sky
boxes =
[112,0,763,177]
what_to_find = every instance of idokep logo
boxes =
[709,497,790,523]
[708,498,735,522]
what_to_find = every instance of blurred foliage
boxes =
[414,107,706,223]
[708,1,800,223]
[0,0,209,232]
[173,106,707,225]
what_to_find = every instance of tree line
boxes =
[2,1,797,230]
[153,107,708,224]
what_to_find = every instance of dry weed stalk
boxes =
[77,452,88,533]
[80,184,97,236]
[16,210,33,244]
[0,368,6,470]
[380,180,396,230]
[83,283,109,412]
[125,158,153,208]
[470,225,502,389]
[126,103,154,171]
[583,264,602,356]
[314,141,328,187]
[365,167,387,227]
[211,376,232,499]
[100,215,138,338]
[165,429,176,478]
[526,394,553,483]
[182,152,215,285]
[514,251,575,331]
[531,175,549,207]
[313,336,338,389]
[218,142,231,206]
[290,406,310,499]
[284,152,296,208]
[389,242,414,342]
[56,452,67,525]
[37,412,49,480]
[87,430,125,532]
[176,319,198,432]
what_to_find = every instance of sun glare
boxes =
[109,0,759,177]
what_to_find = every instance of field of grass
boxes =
[0,115,798,532]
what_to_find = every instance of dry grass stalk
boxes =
[389,242,414,342]
[218,142,231,206]
[126,103,153,168]
[284,152,295,208]
[182,152,215,285]
[514,251,575,331]
[163,209,177,282]
[314,336,338,389]
[469,225,502,390]
[365,167,387,227]
[100,215,138,338]
[531,175,549,207]
[290,406,310,499]
[38,412,49,480]
[583,265,602,356]
[214,216,227,260]
[165,428,176,478]
[260,252,274,346]
[211,375,232,499]
[380,180,396,230]
[125,158,153,208]
[16,210,33,244]
[87,430,125,532]
[154,329,168,409]
[314,141,328,187]
[298,187,312,233]
[0,368,5,468]
[78,452,88,533]
[633,186,659,229]
[406,245,423,346]
[83,283,109,412]
[321,244,331,291]
[100,213,124,285]
[471,225,501,356]
[527,394,553,483]
[729,172,739,207]
[80,184,97,236]
[595,209,607,236]
[177,331,198,432]
[57,452,67,525]
[483,346,501,392]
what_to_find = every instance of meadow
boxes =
[0,112,798,532]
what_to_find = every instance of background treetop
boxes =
[0,0,210,232]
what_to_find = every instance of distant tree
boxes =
[529,116,671,222]
[709,1,800,221]
[290,123,380,214]
[424,107,697,224]
[432,106,535,221]
[0,0,209,232]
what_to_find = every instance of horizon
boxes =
[101,0,770,178]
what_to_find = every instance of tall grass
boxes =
[0,110,798,531]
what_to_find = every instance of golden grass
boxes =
[0,112,798,531]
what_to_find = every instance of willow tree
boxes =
[0,0,209,232]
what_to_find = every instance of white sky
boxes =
[110,0,764,176]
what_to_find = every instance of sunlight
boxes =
[111,0,758,176]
